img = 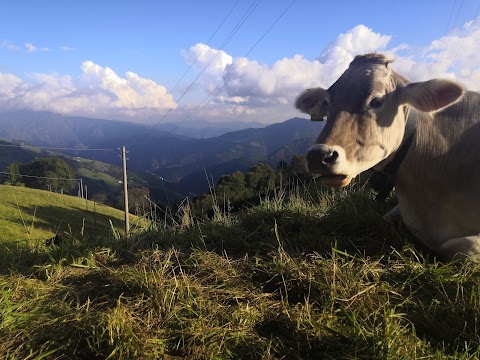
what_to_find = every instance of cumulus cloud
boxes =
[179,22,480,123]
[180,43,233,92]
[178,25,393,122]
[0,73,24,99]
[181,43,233,75]
[0,62,176,121]
[3,21,480,124]
[317,25,391,67]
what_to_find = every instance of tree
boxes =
[92,193,108,204]
[22,157,76,192]
[2,162,23,185]
[277,160,288,171]
[246,163,275,193]
[287,154,309,180]
[216,171,249,203]
[128,187,151,216]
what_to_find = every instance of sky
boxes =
[2,0,480,126]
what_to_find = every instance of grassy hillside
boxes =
[0,140,187,207]
[1,186,479,359]
[0,185,142,246]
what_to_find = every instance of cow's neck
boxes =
[369,107,418,201]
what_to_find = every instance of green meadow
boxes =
[0,185,140,247]
[1,185,479,359]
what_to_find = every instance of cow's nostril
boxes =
[322,150,338,165]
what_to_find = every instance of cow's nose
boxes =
[321,150,338,165]
[306,145,339,167]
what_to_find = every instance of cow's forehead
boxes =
[328,61,390,98]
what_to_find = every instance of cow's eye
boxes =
[369,97,384,109]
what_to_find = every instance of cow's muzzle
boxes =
[306,144,353,187]
[306,145,338,167]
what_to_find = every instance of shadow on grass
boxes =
[59,270,146,310]
[15,204,125,239]
[0,203,125,273]
[381,263,480,356]
[255,314,386,359]
[3,190,479,358]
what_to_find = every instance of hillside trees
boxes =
[287,154,309,180]
[191,157,307,217]
[128,186,151,216]
[2,157,77,193]
[3,162,23,185]
[246,163,275,193]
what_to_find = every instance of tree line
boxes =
[191,154,310,217]
[0,154,311,219]
[2,157,77,193]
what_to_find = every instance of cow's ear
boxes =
[399,79,464,112]
[295,88,329,121]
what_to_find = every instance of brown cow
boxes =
[295,53,480,261]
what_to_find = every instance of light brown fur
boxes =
[296,53,480,261]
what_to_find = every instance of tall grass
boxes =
[1,184,480,359]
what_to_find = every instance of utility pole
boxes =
[280,148,284,189]
[85,185,88,210]
[80,178,84,199]
[121,145,130,235]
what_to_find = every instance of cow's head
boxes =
[296,53,464,187]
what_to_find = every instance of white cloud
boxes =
[178,22,480,123]
[60,46,76,52]
[177,25,392,121]
[180,43,233,92]
[3,21,480,124]
[1,40,20,51]
[24,43,49,52]
[0,73,24,99]
[25,43,37,53]
[0,62,176,121]
[2,40,50,53]
[317,25,391,64]
[181,43,233,75]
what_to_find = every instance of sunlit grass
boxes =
[76,167,122,189]
[0,185,142,245]
[1,186,479,359]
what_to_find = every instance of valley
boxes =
[0,111,323,204]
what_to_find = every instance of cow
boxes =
[295,53,480,261]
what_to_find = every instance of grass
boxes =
[0,185,142,247]
[1,185,480,359]
[76,167,122,190]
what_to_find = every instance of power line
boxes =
[431,0,459,76]
[129,0,263,150]
[163,0,297,137]
[447,1,480,71]
[0,171,82,181]
[0,144,115,152]
[136,0,242,128]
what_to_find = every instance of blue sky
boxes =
[2,0,480,124]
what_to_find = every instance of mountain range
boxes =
[0,111,324,195]
[0,111,263,145]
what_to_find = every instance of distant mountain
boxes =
[166,118,325,194]
[114,117,324,195]
[0,110,189,149]
[0,110,325,196]
[0,139,40,169]
[156,120,265,138]
[0,111,265,145]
